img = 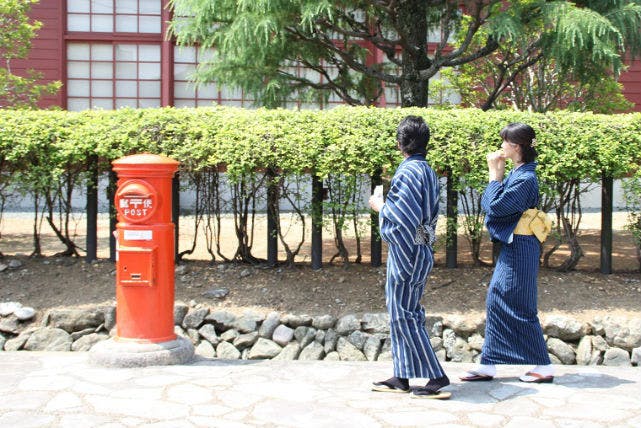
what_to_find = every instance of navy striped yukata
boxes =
[480,162,550,365]
[379,154,445,379]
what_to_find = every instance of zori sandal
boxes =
[372,377,410,393]
[460,371,494,382]
[519,372,554,383]
[410,388,452,400]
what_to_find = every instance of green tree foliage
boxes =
[442,0,641,112]
[168,0,517,107]
[0,0,61,108]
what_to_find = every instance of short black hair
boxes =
[396,115,430,156]
[499,122,538,163]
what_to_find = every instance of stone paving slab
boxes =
[0,352,639,427]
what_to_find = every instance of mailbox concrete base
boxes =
[89,337,194,368]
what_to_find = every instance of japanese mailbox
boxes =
[112,153,179,343]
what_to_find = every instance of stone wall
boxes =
[1,301,640,366]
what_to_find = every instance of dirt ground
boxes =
[1,212,640,322]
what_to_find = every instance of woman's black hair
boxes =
[499,122,538,163]
[397,115,430,156]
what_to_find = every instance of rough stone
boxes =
[361,313,389,333]
[547,338,576,365]
[232,315,258,334]
[24,327,72,351]
[248,338,282,360]
[4,330,32,351]
[631,347,641,366]
[312,314,336,330]
[0,316,20,334]
[377,339,392,361]
[182,308,209,329]
[8,259,23,269]
[195,341,216,358]
[13,307,36,321]
[468,333,484,351]
[233,332,259,350]
[324,351,340,361]
[576,336,594,365]
[281,313,312,328]
[70,327,97,341]
[444,314,483,338]
[46,309,104,334]
[298,341,325,361]
[198,324,219,346]
[272,325,294,347]
[258,312,280,338]
[216,341,240,360]
[201,288,229,299]
[324,329,339,354]
[603,348,631,366]
[0,301,22,317]
[336,314,361,335]
[544,315,591,341]
[337,337,366,361]
[101,306,116,332]
[604,317,641,350]
[206,310,236,332]
[71,333,108,351]
[186,328,200,344]
[430,336,444,352]
[429,319,444,338]
[315,330,326,344]
[298,327,317,349]
[344,331,368,351]
[592,335,609,351]
[447,337,474,362]
[173,302,189,326]
[363,336,382,361]
[220,329,239,342]
[273,342,301,360]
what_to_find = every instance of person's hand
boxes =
[369,195,384,212]
[486,150,506,182]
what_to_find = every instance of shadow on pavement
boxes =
[555,372,635,388]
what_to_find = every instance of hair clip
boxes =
[531,138,537,147]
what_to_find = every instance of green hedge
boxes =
[2,106,639,184]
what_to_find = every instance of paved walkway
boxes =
[1,352,639,427]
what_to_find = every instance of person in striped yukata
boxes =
[461,122,554,384]
[369,116,450,399]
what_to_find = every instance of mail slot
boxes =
[117,246,156,287]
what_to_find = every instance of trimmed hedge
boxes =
[2,106,639,183]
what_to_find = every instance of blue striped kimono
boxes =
[379,154,445,379]
[480,162,550,365]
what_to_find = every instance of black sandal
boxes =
[372,377,410,393]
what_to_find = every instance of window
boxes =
[173,46,256,108]
[67,43,161,110]
[67,0,162,33]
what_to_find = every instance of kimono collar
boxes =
[510,161,537,177]
[402,154,426,164]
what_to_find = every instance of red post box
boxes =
[112,153,179,343]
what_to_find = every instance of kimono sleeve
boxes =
[379,170,421,246]
[481,177,538,219]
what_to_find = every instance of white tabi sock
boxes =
[530,364,554,377]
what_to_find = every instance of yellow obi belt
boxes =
[513,208,552,243]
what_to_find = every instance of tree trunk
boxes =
[398,1,431,107]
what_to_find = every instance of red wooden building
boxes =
[10,0,641,112]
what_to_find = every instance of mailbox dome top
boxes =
[112,153,180,167]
